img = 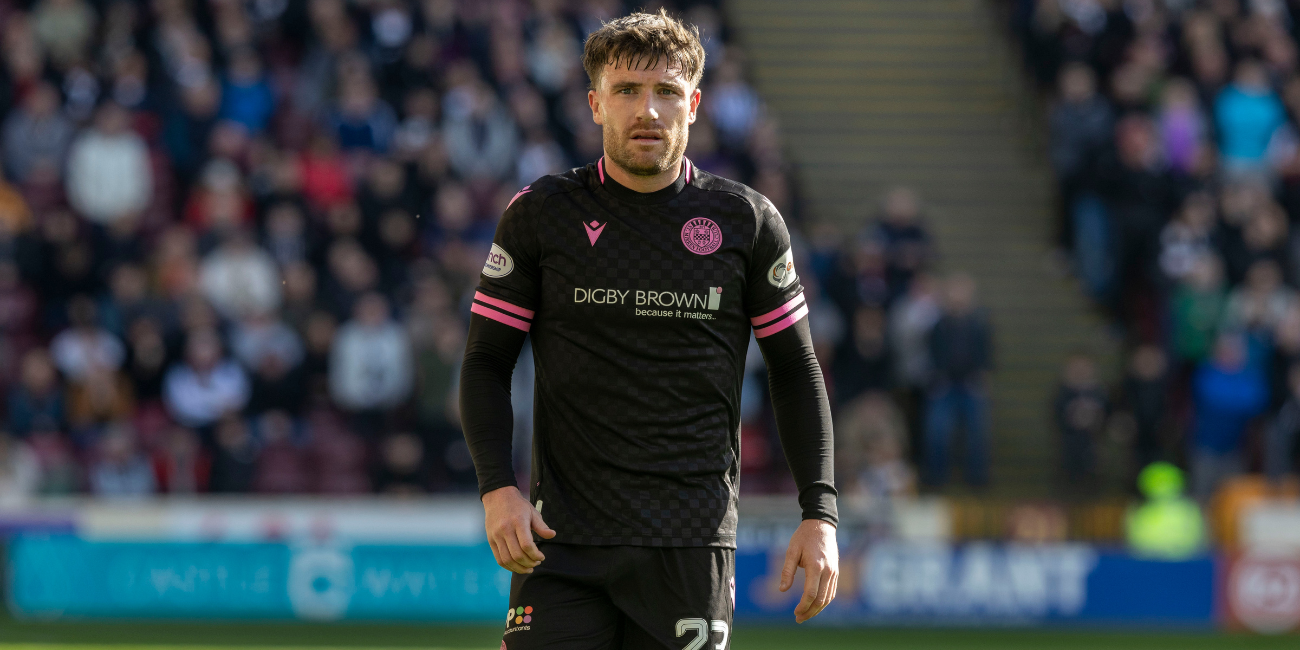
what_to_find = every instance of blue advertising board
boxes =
[735,542,1217,627]
[6,535,512,621]
[5,535,1217,626]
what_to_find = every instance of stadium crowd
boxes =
[1011,0,1300,499]
[0,0,988,512]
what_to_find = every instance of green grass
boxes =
[0,620,1296,649]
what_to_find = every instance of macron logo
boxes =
[584,220,607,246]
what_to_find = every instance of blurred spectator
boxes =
[374,431,430,494]
[889,272,941,460]
[707,57,761,148]
[199,231,282,320]
[151,426,210,494]
[208,414,256,493]
[1191,333,1270,502]
[163,79,222,185]
[50,296,125,382]
[832,306,894,406]
[1124,345,1170,471]
[331,76,398,153]
[65,102,152,226]
[123,317,170,404]
[163,329,251,429]
[0,432,42,508]
[1157,78,1208,177]
[329,292,413,417]
[8,349,65,437]
[1214,60,1287,180]
[1098,114,1177,324]
[443,79,518,180]
[31,0,97,68]
[220,48,276,133]
[233,313,307,415]
[1055,353,1107,489]
[1049,62,1113,246]
[1170,254,1227,366]
[1221,259,1296,334]
[836,393,915,518]
[1267,363,1300,484]
[253,411,309,493]
[89,424,156,498]
[28,429,80,494]
[868,187,933,303]
[1158,192,1217,284]
[2,82,75,183]
[185,159,255,233]
[924,273,992,488]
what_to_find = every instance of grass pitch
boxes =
[0,620,1297,650]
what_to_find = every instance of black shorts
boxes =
[501,542,735,650]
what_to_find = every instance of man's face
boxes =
[589,58,700,176]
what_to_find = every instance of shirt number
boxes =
[675,618,729,650]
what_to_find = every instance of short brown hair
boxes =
[582,9,706,91]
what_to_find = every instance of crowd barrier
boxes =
[1,497,1297,632]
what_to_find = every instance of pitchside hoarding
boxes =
[0,497,1227,626]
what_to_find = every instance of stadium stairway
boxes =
[727,0,1119,496]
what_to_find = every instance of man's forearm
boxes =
[758,318,838,526]
[459,318,527,497]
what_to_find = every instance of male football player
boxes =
[460,10,837,649]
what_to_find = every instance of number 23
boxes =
[675,618,728,650]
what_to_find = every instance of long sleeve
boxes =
[459,315,528,496]
[743,192,837,525]
[460,182,542,497]
[756,317,838,526]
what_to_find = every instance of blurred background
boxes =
[0,0,1299,646]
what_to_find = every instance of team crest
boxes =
[681,217,722,255]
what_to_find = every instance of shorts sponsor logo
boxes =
[482,244,514,278]
[681,217,722,255]
[767,248,797,289]
[504,605,534,635]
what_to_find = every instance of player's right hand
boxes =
[482,485,556,574]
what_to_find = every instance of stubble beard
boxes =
[603,122,689,177]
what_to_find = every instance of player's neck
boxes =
[601,154,683,193]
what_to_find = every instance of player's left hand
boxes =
[779,518,838,624]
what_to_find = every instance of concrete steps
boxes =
[727,0,1118,495]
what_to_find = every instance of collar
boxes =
[595,156,694,205]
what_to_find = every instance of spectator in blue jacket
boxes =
[220,48,276,134]
[1191,332,1270,501]
[1214,60,1286,180]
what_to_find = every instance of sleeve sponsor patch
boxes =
[483,243,515,278]
[767,248,797,289]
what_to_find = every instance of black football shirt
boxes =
[469,157,813,548]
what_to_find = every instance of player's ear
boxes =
[687,87,701,125]
[588,88,604,126]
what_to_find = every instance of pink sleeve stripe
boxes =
[753,304,809,339]
[474,292,535,318]
[471,303,531,332]
[597,157,605,184]
[506,186,531,209]
[750,293,806,327]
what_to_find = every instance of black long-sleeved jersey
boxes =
[460,157,835,548]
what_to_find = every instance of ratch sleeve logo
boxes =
[482,243,515,278]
